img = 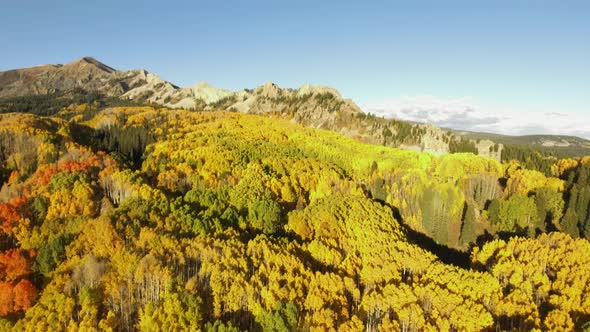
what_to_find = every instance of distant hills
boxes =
[453,130,590,158]
[1,57,589,162]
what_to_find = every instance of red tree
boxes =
[13,279,37,312]
[0,203,19,233]
[0,249,30,280]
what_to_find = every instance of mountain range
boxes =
[1,57,589,160]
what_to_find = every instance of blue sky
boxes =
[2,0,589,136]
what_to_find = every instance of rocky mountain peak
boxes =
[62,57,117,74]
[255,81,281,98]
[297,84,341,98]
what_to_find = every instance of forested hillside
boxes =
[0,106,589,331]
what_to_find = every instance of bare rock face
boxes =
[121,70,180,104]
[476,139,502,160]
[420,124,451,156]
[255,82,282,99]
[191,82,233,104]
[297,84,341,98]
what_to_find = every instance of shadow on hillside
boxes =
[224,309,261,331]
[386,202,472,269]
[69,123,155,170]
[69,123,97,147]
[403,225,471,268]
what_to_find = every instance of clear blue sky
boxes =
[1,0,589,115]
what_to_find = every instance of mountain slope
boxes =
[0,57,116,97]
[0,57,178,104]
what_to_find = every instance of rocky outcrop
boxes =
[476,139,502,160]
[191,82,233,104]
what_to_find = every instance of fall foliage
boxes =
[0,107,588,331]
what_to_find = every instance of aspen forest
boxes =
[0,106,589,332]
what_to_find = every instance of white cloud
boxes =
[363,95,590,139]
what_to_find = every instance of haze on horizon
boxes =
[1,0,588,138]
